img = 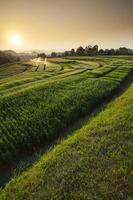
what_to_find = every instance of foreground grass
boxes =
[0,82,132,200]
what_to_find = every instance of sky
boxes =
[0,0,133,52]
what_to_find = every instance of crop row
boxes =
[0,62,132,165]
[0,57,124,96]
[0,59,92,94]
[0,73,133,200]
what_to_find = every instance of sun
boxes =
[10,33,22,46]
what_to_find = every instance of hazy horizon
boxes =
[0,0,133,51]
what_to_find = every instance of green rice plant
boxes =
[0,77,132,200]
[0,57,132,165]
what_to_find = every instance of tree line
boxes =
[50,46,133,57]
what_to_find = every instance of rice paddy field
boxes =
[0,56,133,200]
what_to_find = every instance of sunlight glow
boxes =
[10,34,22,46]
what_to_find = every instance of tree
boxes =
[38,53,46,59]
[64,51,69,57]
[92,45,98,55]
[108,49,116,55]
[85,45,92,55]
[51,52,56,57]
[99,49,104,55]
[76,46,85,56]
[116,47,129,55]
[70,48,75,56]
[104,49,110,55]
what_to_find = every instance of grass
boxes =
[0,63,28,79]
[0,76,132,200]
[0,57,132,165]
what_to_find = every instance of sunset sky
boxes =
[0,0,133,52]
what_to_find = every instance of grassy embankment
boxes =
[0,72,132,200]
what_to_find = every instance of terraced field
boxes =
[0,56,133,199]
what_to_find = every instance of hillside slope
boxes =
[0,82,132,199]
[0,57,132,166]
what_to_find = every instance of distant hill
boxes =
[0,50,19,65]
[0,50,37,65]
[4,50,17,56]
